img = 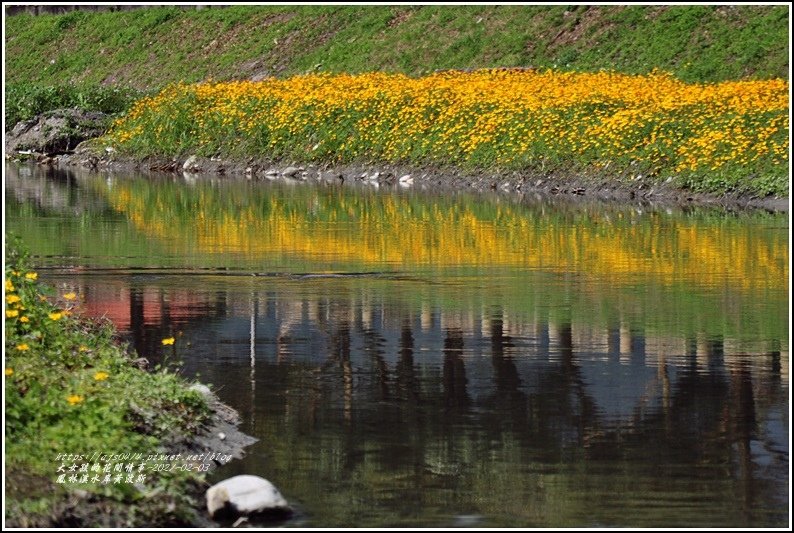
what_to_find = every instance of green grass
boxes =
[4,239,213,526]
[5,5,788,90]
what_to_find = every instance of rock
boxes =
[5,108,109,155]
[281,166,301,178]
[183,155,200,171]
[206,475,291,520]
[189,383,213,397]
[398,174,413,185]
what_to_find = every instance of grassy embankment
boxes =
[4,242,213,526]
[5,5,790,195]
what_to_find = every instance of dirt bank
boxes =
[41,146,789,213]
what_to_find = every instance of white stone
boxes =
[281,166,301,177]
[206,475,289,519]
[183,155,199,171]
[188,383,212,397]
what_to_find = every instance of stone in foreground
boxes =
[206,475,291,520]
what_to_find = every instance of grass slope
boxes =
[5,5,789,89]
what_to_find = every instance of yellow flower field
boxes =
[107,69,789,195]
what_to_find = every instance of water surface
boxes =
[5,162,789,527]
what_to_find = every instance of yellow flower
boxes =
[93,371,109,381]
[48,312,63,321]
[16,343,29,351]
[19,316,29,323]
[67,394,84,405]
[161,337,175,345]
[63,292,77,300]
[79,345,90,352]
[6,310,19,318]
[5,368,13,376]
[6,295,21,304]
[25,272,38,281]
[5,279,14,292]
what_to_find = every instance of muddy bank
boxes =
[77,149,794,212]
[10,144,789,213]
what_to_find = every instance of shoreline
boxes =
[46,146,790,213]
[3,256,258,528]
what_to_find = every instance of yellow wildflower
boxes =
[161,337,175,345]
[6,310,19,318]
[67,395,84,406]
[79,345,90,352]
[5,279,14,292]
[48,312,63,321]
[25,272,38,281]
[6,294,21,304]
[63,292,77,300]
[19,316,29,323]
[93,371,109,381]
[5,368,13,376]
[16,343,29,351]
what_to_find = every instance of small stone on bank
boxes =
[281,166,301,178]
[183,155,199,171]
[189,383,212,397]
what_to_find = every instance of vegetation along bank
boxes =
[97,69,788,198]
[4,243,255,527]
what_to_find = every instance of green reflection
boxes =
[5,163,787,346]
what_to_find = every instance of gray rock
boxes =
[6,108,109,155]
[281,166,301,178]
[206,475,291,520]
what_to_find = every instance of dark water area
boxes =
[4,162,789,527]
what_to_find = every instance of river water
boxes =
[5,162,789,527]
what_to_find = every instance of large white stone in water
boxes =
[206,475,290,519]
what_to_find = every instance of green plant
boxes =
[4,236,213,526]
